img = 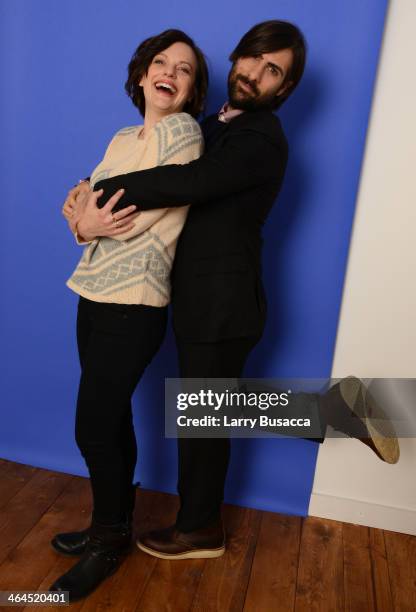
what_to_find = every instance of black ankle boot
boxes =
[51,527,91,556]
[51,483,138,556]
[49,519,132,602]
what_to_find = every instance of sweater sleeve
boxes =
[94,118,288,212]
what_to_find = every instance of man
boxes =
[60,20,398,562]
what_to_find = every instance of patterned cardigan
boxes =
[67,113,203,306]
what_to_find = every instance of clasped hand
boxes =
[62,182,139,241]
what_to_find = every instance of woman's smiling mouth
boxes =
[154,80,177,95]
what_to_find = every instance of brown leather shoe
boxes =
[136,520,225,560]
[327,377,400,464]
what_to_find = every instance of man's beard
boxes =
[227,68,277,112]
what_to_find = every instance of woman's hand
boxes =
[76,188,139,242]
[68,187,90,233]
[63,182,90,221]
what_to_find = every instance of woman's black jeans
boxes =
[75,296,167,525]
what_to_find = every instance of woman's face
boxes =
[140,42,197,117]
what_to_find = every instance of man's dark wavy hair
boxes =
[229,20,307,110]
[125,29,209,118]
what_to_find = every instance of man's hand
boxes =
[76,188,139,242]
[63,182,90,221]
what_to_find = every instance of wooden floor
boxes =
[0,459,414,612]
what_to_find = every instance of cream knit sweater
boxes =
[67,113,203,306]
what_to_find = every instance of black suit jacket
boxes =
[95,110,288,342]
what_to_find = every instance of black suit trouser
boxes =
[174,336,260,532]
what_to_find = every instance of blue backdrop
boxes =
[0,0,388,516]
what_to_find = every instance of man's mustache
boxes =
[235,74,259,96]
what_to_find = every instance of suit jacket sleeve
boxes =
[94,119,288,212]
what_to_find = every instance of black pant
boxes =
[174,336,260,532]
[75,297,167,524]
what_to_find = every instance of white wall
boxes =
[309,0,416,535]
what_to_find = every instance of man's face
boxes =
[227,48,293,111]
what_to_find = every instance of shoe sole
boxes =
[136,540,225,560]
[339,377,400,464]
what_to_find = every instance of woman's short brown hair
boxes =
[125,29,209,118]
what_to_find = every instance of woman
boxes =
[50,29,208,602]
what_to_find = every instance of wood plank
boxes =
[368,528,394,612]
[243,512,301,612]
[0,475,90,595]
[190,505,261,612]
[137,557,206,612]
[384,530,416,612]
[343,523,376,612]
[0,460,37,510]
[0,468,72,565]
[294,517,344,612]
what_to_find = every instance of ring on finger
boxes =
[112,213,120,227]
